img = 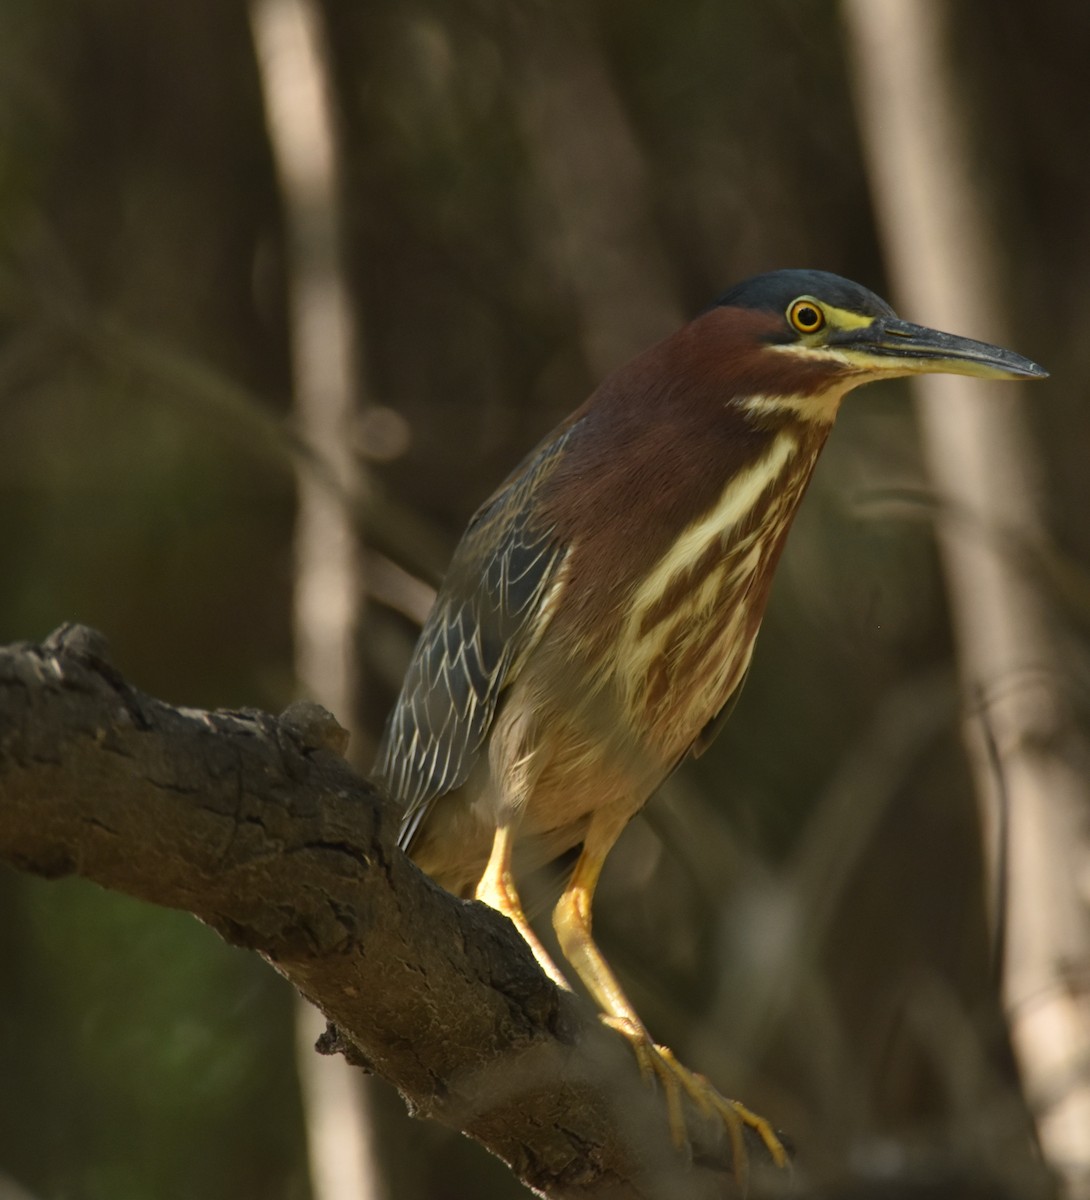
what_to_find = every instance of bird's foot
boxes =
[602,1015,789,1189]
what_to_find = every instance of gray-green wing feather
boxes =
[375,428,574,851]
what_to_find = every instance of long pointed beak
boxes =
[834,317,1048,381]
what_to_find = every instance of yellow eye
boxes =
[788,298,826,335]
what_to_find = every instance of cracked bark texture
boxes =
[0,625,788,1200]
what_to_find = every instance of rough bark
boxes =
[0,625,788,1200]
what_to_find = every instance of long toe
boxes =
[601,1016,790,1189]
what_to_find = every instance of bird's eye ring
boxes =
[788,299,826,334]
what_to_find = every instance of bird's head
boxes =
[705,269,1046,418]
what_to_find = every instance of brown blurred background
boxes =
[0,1,1086,1197]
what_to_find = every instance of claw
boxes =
[601,1015,789,1189]
[551,830,790,1185]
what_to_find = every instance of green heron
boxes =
[374,269,1046,1174]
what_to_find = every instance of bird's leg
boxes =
[475,822,572,991]
[552,809,788,1183]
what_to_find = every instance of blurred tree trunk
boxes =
[510,5,682,375]
[842,2,1090,1195]
[250,1,385,1197]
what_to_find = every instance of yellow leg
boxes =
[475,823,572,991]
[551,809,642,1022]
[552,810,789,1184]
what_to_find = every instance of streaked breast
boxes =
[614,428,824,755]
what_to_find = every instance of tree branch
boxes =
[0,625,786,1200]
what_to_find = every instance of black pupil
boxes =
[796,305,819,328]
